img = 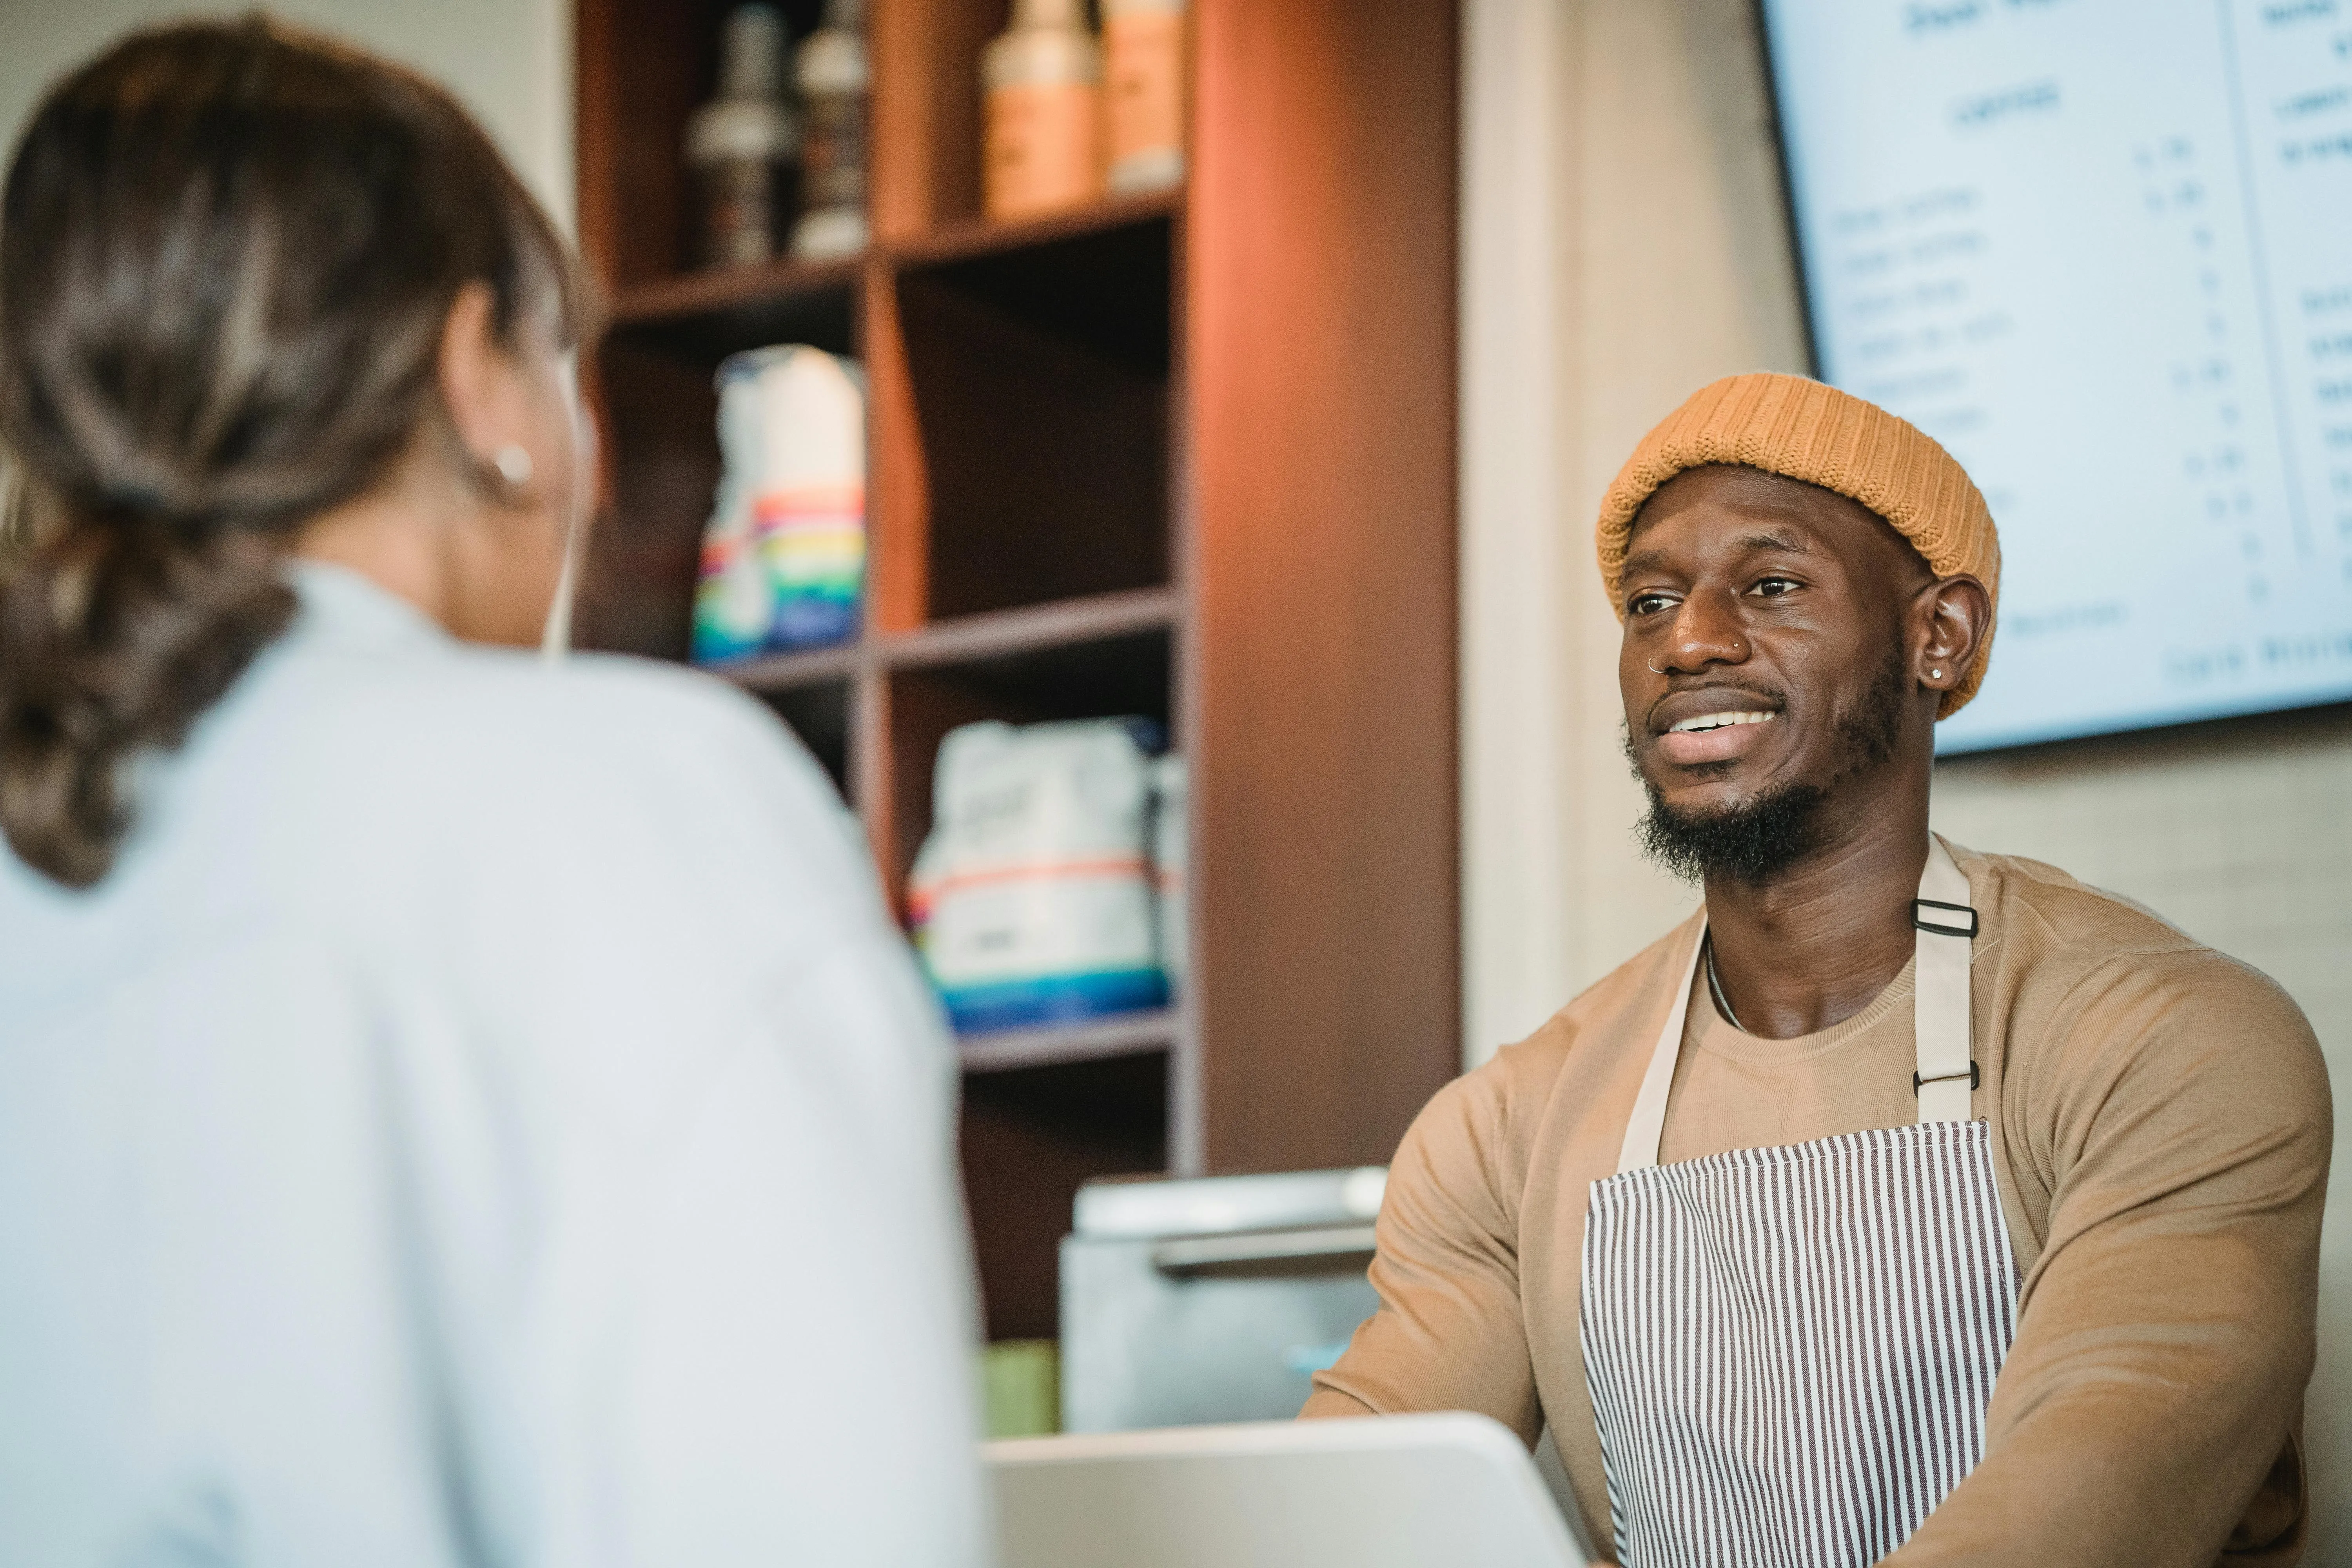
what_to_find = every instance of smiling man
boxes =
[1304,374,2330,1567]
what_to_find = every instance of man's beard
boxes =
[1631,642,1910,888]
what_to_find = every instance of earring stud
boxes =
[492,443,534,489]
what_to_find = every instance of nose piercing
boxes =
[1648,659,1667,674]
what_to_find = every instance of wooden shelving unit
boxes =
[577,0,1459,1344]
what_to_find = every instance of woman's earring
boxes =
[492,443,534,490]
[1931,667,1944,679]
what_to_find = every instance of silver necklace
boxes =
[1704,934,1747,1033]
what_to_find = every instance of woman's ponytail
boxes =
[0,18,575,886]
[0,514,292,885]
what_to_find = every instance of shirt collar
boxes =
[283,559,453,656]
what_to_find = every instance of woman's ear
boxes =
[435,281,525,488]
[1916,573,1991,699]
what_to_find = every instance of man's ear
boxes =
[1916,574,1991,701]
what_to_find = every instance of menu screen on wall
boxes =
[1760,0,2352,751]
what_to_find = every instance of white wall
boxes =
[0,0,572,232]
[1462,0,1811,1053]
[1460,0,2352,1552]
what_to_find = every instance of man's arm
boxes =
[1893,951,2330,1567]
[1303,1062,1544,1442]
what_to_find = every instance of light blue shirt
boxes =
[0,564,989,1567]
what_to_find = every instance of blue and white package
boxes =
[909,718,1169,1034]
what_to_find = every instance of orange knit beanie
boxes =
[1595,372,2001,717]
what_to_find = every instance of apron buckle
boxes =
[1913,1062,1980,1094]
[1913,897,1978,938]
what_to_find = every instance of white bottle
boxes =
[982,0,1103,222]
[793,0,870,261]
[1103,0,1185,194]
[686,5,799,269]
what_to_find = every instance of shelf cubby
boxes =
[868,0,1004,238]
[579,0,831,290]
[584,330,722,660]
[583,269,862,662]
[764,679,854,797]
[896,207,1173,620]
[961,1049,1170,1341]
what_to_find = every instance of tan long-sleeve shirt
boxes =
[1305,841,2330,1566]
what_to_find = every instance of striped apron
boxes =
[1578,839,2019,1568]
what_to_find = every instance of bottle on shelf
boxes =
[685,4,799,269]
[1103,0,1185,195]
[792,0,870,261]
[981,0,1104,223]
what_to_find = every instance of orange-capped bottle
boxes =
[981,0,1103,222]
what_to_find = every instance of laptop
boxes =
[987,1412,1595,1568]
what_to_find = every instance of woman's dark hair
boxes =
[0,18,578,886]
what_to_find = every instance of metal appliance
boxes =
[1059,1166,1386,1432]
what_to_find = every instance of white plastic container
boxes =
[692,345,866,661]
[982,0,1103,222]
[910,719,1167,1033]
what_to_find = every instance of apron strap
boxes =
[1613,921,1707,1174]
[1912,836,1978,1124]
[1614,836,1980,1174]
